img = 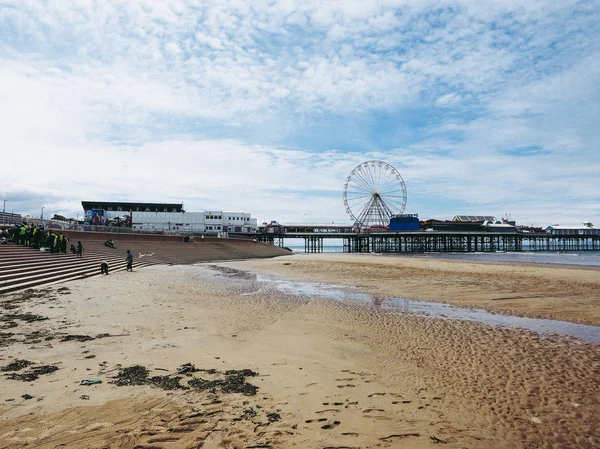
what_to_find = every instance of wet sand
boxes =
[0,254,598,448]
[238,253,600,326]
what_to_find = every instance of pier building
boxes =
[545,222,599,236]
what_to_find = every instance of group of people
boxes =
[2,223,134,273]
[5,223,76,254]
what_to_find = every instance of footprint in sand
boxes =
[147,436,181,443]
[337,384,356,388]
[316,409,339,414]
[305,418,328,423]
[321,420,341,430]
[335,378,355,381]
[379,433,420,441]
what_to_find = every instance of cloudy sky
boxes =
[1,0,599,226]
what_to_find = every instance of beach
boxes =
[0,253,598,448]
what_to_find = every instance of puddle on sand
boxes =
[256,275,600,344]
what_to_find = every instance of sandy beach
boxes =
[0,253,598,448]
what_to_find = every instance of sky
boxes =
[1,0,599,227]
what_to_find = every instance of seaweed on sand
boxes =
[5,365,59,382]
[1,312,48,323]
[0,359,34,372]
[112,365,149,386]
[149,375,188,390]
[189,369,259,396]
[177,363,199,374]
[111,364,259,395]
[60,334,96,342]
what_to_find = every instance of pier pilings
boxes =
[251,231,600,254]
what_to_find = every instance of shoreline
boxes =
[0,255,598,448]
[236,253,600,326]
[394,251,600,270]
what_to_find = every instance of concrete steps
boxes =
[0,244,158,294]
[0,232,290,295]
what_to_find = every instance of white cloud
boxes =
[1,0,599,227]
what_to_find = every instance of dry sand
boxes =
[0,253,598,449]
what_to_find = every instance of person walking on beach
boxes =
[126,250,133,271]
[76,241,83,258]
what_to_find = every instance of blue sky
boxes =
[1,0,599,226]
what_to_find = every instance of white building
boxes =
[81,201,257,234]
[545,222,599,236]
[131,210,256,233]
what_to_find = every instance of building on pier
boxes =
[422,215,517,233]
[421,219,482,232]
[545,222,599,236]
[389,214,420,231]
[452,215,497,223]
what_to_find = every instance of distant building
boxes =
[482,220,517,233]
[453,215,497,223]
[421,219,482,232]
[450,214,516,233]
[389,214,420,231]
[545,222,599,236]
[0,211,23,226]
[81,201,257,233]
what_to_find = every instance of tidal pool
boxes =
[256,275,600,344]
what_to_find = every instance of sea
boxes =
[284,238,600,268]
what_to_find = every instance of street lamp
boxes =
[2,199,5,214]
[41,206,45,220]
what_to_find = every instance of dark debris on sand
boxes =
[112,365,149,386]
[177,363,199,375]
[59,333,112,342]
[189,368,258,396]
[0,332,18,347]
[266,412,281,422]
[1,312,48,323]
[0,288,56,311]
[5,365,59,382]
[0,359,34,372]
[112,363,259,395]
[149,375,188,390]
[207,265,257,280]
[60,334,96,342]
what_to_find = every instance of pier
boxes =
[247,231,600,253]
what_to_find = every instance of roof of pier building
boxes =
[545,223,598,234]
[82,201,184,213]
[453,215,497,223]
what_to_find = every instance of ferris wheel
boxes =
[343,160,407,228]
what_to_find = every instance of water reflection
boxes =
[256,275,600,344]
